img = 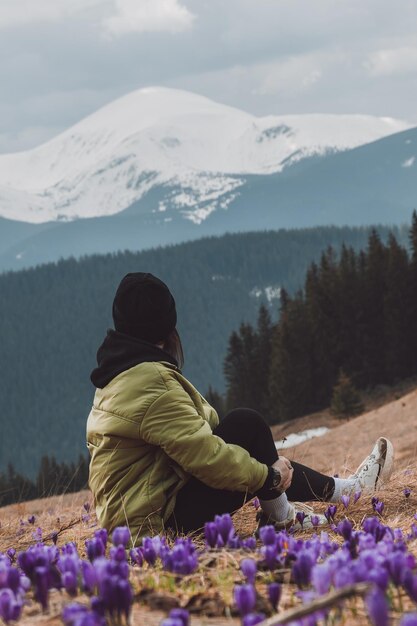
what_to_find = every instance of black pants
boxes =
[166,408,335,533]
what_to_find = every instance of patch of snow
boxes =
[250,285,281,301]
[402,156,415,168]
[265,286,281,302]
[250,287,263,298]
[275,427,330,449]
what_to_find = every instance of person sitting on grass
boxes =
[86,273,394,543]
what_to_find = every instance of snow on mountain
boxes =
[0,87,411,224]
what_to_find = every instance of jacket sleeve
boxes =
[140,387,268,494]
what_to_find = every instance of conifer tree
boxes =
[362,229,388,385]
[268,293,313,421]
[330,370,364,419]
[384,233,411,380]
[224,323,258,411]
[253,304,273,418]
[409,210,417,356]
[205,385,226,419]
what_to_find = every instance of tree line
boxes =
[0,455,89,507]
[222,212,417,423]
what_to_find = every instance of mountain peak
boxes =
[0,87,411,223]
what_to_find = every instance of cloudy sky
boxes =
[1,0,416,153]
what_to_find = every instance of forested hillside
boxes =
[0,223,409,476]
[224,213,417,423]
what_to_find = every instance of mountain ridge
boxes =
[0,86,411,224]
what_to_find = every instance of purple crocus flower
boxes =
[0,589,23,624]
[228,536,242,549]
[268,582,281,610]
[62,602,106,626]
[386,552,407,586]
[310,515,320,528]
[142,538,157,565]
[341,495,350,509]
[259,525,276,546]
[111,527,130,548]
[374,501,385,516]
[234,584,256,616]
[296,511,307,528]
[261,545,279,570]
[129,547,144,566]
[252,497,260,510]
[354,490,362,503]
[243,613,265,626]
[160,619,183,626]
[28,515,36,525]
[214,514,235,544]
[365,588,389,626]
[204,522,218,548]
[404,488,412,498]
[242,537,257,551]
[169,608,190,626]
[292,552,314,588]
[33,566,49,611]
[94,529,108,549]
[62,571,78,597]
[368,567,389,591]
[240,558,257,584]
[324,505,337,523]
[6,548,16,563]
[6,568,21,594]
[312,563,332,594]
[86,538,106,562]
[81,561,98,594]
[337,519,353,541]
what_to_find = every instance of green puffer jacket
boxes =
[87,360,268,543]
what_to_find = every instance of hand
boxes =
[272,456,294,491]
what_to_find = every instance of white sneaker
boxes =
[351,437,394,492]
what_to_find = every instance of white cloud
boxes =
[364,46,417,77]
[103,0,195,36]
[0,0,102,28]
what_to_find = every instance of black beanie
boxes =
[112,273,177,343]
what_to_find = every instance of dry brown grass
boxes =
[1,385,417,625]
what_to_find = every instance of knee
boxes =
[223,408,268,430]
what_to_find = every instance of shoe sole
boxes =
[377,437,394,489]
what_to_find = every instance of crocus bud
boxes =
[240,558,257,584]
[259,525,276,546]
[341,495,350,509]
[268,582,281,610]
[111,527,130,548]
[233,584,256,616]
[214,514,235,544]
[204,522,218,548]
[86,538,105,562]
[169,608,190,626]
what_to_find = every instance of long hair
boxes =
[164,328,184,369]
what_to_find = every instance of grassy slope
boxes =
[1,385,417,625]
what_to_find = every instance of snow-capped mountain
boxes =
[0,87,410,224]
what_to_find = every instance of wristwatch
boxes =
[270,467,282,491]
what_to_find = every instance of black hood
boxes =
[90,329,178,389]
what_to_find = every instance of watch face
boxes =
[272,469,281,488]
